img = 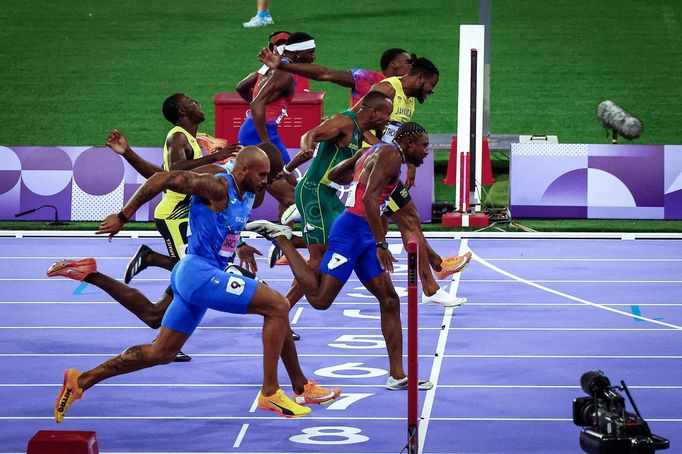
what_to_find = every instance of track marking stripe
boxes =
[471,250,682,330]
[418,239,468,451]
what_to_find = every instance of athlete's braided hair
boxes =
[408,57,439,77]
[394,122,427,142]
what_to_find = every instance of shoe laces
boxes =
[301,380,335,397]
[442,255,464,269]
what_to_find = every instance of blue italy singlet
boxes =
[186,171,255,269]
[162,170,259,335]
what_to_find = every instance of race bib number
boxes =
[226,276,245,296]
[218,233,240,257]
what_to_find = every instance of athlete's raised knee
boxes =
[309,297,333,311]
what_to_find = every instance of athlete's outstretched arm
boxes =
[106,130,239,178]
[250,70,294,144]
[328,149,366,185]
[97,171,227,238]
[236,71,258,102]
[286,114,350,173]
[107,130,163,179]
[167,132,242,171]
[258,48,355,88]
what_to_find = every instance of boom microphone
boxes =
[596,100,643,141]
[15,208,38,217]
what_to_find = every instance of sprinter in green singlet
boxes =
[280,91,393,307]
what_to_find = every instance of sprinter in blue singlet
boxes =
[53,147,340,424]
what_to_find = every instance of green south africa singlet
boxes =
[303,110,360,186]
[295,110,360,245]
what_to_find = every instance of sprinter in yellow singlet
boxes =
[366,58,473,306]
[120,94,239,283]
[105,94,240,361]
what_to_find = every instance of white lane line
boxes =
[6,277,681,283]
[0,416,403,421]
[0,326,444,330]
[462,279,682,283]
[470,258,682,262]
[4,255,682,262]
[290,306,304,325]
[2,353,681,359]
[418,239,468,452]
[472,250,682,330]
[0,323,678,332]
[3,301,682,307]
[232,423,249,448]
[6,383,682,389]
[2,415,681,423]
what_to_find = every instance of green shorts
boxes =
[294,179,345,245]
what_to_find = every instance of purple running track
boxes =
[0,235,680,453]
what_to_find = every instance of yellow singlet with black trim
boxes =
[380,76,416,143]
[153,126,203,220]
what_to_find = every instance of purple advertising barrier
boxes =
[0,146,163,222]
[510,143,682,220]
[0,145,434,222]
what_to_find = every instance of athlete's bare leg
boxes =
[247,283,306,395]
[76,327,189,391]
[141,250,175,272]
[84,272,170,328]
[363,273,406,379]
[285,243,327,308]
[267,178,295,207]
[275,237,344,310]
[390,202,441,296]
[276,233,406,378]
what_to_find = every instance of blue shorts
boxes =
[237,117,291,164]
[319,211,384,284]
[163,254,259,335]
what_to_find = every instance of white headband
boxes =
[284,40,316,52]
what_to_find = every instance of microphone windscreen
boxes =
[597,100,643,140]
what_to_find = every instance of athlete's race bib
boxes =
[344,181,358,208]
[218,232,241,257]
[381,121,403,143]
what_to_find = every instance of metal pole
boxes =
[407,239,419,454]
[480,0,491,137]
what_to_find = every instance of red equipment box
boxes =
[213,92,325,148]
[27,430,99,454]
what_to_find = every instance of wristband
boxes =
[117,211,129,223]
[236,238,246,248]
[282,166,292,175]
